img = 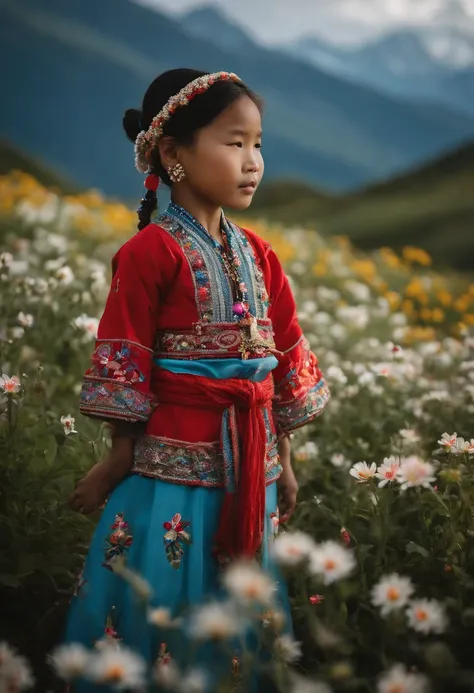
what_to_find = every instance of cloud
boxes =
[137,0,474,44]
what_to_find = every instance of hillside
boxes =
[0,141,78,194]
[249,141,474,270]
[1,0,474,196]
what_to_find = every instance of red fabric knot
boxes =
[144,174,160,191]
[152,368,275,558]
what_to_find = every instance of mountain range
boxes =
[1,0,474,196]
[287,24,474,116]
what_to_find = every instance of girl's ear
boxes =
[158,137,179,171]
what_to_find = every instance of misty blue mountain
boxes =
[1,0,473,196]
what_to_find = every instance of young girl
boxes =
[66,68,329,689]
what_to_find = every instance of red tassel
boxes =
[144,174,160,191]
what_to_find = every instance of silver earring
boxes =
[167,163,186,183]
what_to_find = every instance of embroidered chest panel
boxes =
[157,205,270,324]
[154,319,275,360]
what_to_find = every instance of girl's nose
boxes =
[245,156,260,173]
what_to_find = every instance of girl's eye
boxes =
[255,143,262,149]
[230,142,243,148]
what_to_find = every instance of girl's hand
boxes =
[277,465,299,524]
[277,433,298,523]
[69,437,134,514]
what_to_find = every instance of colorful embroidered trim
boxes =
[103,513,133,571]
[158,204,271,326]
[273,337,330,434]
[163,513,191,570]
[154,321,275,360]
[131,434,283,487]
[80,338,155,422]
[90,341,147,385]
[135,72,241,173]
[80,380,155,422]
[273,377,330,434]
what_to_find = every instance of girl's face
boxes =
[177,95,264,210]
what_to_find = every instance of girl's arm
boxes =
[69,432,135,514]
[70,229,164,513]
[265,246,330,437]
[277,433,298,523]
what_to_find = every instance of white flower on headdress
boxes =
[134,131,149,173]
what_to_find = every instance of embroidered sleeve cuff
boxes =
[79,338,155,423]
[272,337,330,435]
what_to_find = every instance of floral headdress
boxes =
[134,71,241,174]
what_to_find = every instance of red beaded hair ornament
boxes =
[134,71,241,176]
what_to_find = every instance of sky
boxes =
[136,0,474,44]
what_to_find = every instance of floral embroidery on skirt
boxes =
[103,512,133,570]
[163,513,191,569]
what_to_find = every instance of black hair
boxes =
[123,68,263,230]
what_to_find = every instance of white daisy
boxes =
[375,457,401,488]
[397,457,436,490]
[17,312,34,328]
[0,641,17,668]
[406,599,447,635]
[309,541,356,584]
[272,531,316,567]
[294,441,319,462]
[56,265,75,285]
[188,602,245,641]
[0,374,21,394]
[275,634,302,663]
[88,646,146,689]
[371,574,414,616]
[330,453,350,468]
[223,560,276,607]
[6,656,35,691]
[387,342,404,360]
[73,314,99,340]
[437,432,458,452]
[11,327,25,340]
[349,462,377,483]
[378,663,428,693]
[0,644,35,691]
[454,437,474,455]
[399,429,420,444]
[0,251,13,267]
[60,415,77,436]
[147,607,180,628]
[178,668,208,693]
[50,644,90,681]
[154,660,180,688]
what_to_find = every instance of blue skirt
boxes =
[64,473,290,690]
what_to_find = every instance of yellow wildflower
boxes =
[431,308,445,323]
[385,291,401,310]
[436,289,452,307]
[454,295,472,313]
[402,246,432,266]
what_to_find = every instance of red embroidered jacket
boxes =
[79,204,330,488]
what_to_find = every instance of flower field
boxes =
[1,170,474,692]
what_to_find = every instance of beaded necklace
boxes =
[220,218,274,358]
[167,202,273,359]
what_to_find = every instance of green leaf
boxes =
[43,435,58,466]
[406,541,429,558]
